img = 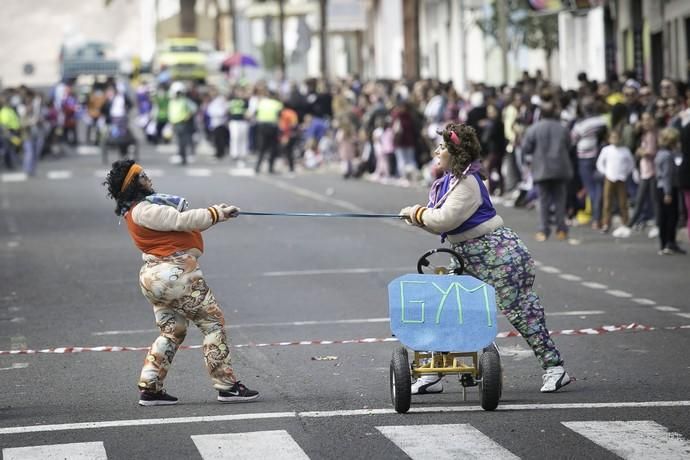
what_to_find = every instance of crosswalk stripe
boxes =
[186,168,212,177]
[46,170,73,180]
[376,424,519,460]
[155,144,177,154]
[3,441,107,459]
[76,146,100,156]
[1,172,27,183]
[228,168,255,176]
[562,420,690,459]
[191,430,310,460]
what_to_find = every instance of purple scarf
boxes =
[427,161,482,208]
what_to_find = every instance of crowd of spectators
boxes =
[2,69,689,253]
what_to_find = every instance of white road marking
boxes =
[376,424,519,460]
[155,144,177,154]
[46,170,72,180]
[633,298,656,305]
[1,173,28,183]
[606,290,633,298]
[187,168,212,177]
[675,312,690,319]
[192,431,310,460]
[7,240,19,248]
[115,317,386,335]
[549,310,604,316]
[2,441,107,460]
[228,168,255,176]
[1,401,690,434]
[562,420,690,459]
[93,316,392,336]
[0,363,29,371]
[0,412,296,435]
[296,401,690,417]
[582,282,608,289]
[655,306,680,312]
[92,310,601,336]
[76,145,100,155]
[539,266,561,274]
[558,273,583,281]
[262,267,407,277]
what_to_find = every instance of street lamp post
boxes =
[278,0,286,77]
[320,0,328,79]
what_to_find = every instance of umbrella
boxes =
[221,53,259,70]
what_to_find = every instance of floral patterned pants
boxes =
[137,252,237,392]
[452,227,563,369]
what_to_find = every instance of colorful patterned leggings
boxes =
[137,252,237,392]
[452,227,563,369]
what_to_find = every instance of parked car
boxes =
[59,41,119,80]
[155,37,208,82]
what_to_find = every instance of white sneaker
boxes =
[540,366,571,393]
[612,225,632,238]
[411,374,443,394]
[648,226,659,239]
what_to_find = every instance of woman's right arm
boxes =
[132,201,235,232]
[417,179,482,234]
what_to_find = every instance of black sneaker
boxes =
[667,244,687,255]
[138,389,179,406]
[217,381,260,403]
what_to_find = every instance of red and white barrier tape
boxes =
[0,323,688,355]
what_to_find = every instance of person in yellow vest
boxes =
[168,86,197,165]
[103,159,260,406]
[0,95,21,170]
[254,89,283,173]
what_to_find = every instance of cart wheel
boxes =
[390,347,411,414]
[483,343,503,400]
[478,347,502,411]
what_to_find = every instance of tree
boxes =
[319,0,328,78]
[520,9,559,62]
[180,0,197,36]
[105,0,198,37]
[476,0,559,76]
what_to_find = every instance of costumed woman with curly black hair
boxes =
[399,123,570,395]
[104,159,259,406]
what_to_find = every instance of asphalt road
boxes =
[1,144,689,459]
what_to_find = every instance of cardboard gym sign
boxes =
[388,274,497,352]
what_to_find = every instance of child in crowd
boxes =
[336,121,357,178]
[596,129,635,235]
[303,138,323,170]
[317,128,336,164]
[372,118,393,180]
[399,123,570,394]
[630,112,658,230]
[654,127,686,254]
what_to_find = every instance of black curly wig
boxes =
[103,159,154,216]
[439,123,483,177]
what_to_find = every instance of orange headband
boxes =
[120,164,143,193]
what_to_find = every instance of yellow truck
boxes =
[156,37,208,82]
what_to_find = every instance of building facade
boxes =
[559,0,690,91]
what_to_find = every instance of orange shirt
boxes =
[279,108,299,144]
[124,203,204,257]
